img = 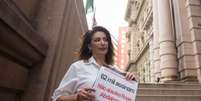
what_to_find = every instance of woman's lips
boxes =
[99,48,107,51]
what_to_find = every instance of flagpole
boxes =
[92,7,97,27]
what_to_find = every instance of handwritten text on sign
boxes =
[93,67,138,101]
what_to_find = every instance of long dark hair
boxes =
[79,26,114,65]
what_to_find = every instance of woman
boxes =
[52,26,135,101]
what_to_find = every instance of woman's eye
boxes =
[103,38,108,42]
[93,37,108,42]
[94,38,100,42]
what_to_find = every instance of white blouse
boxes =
[52,56,112,101]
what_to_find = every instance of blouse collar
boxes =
[87,56,114,69]
[86,56,101,67]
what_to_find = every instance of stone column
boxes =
[158,0,178,81]
[149,37,155,82]
[153,0,161,82]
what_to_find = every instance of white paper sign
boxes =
[93,67,138,101]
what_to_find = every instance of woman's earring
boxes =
[88,46,92,53]
[88,45,91,51]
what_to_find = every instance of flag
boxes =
[85,0,94,14]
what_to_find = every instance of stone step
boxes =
[139,83,201,89]
[136,95,201,101]
[137,88,201,95]
[136,83,201,101]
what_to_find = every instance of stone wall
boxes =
[0,0,87,101]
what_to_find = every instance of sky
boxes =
[84,0,128,40]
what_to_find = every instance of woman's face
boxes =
[90,31,109,57]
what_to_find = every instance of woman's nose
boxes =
[100,39,106,44]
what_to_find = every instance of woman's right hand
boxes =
[76,88,96,101]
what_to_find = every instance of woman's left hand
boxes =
[125,72,136,81]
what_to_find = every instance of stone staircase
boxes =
[136,83,201,101]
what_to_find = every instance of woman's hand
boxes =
[125,72,136,81]
[77,88,96,101]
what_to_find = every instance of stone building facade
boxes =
[0,0,87,101]
[125,0,201,83]
[125,0,153,83]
